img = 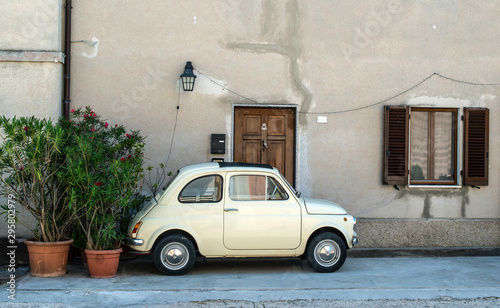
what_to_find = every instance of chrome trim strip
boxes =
[124,238,144,246]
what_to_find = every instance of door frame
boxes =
[231,104,299,188]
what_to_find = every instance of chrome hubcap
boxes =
[161,242,188,270]
[314,239,340,267]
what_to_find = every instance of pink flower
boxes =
[95,181,102,186]
[115,124,118,127]
[19,166,24,171]
[127,155,132,159]
[105,122,109,128]
[121,158,125,162]
[23,126,28,131]
[91,127,95,132]
[70,109,74,113]
[83,114,88,118]
[126,134,131,138]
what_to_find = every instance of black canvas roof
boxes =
[218,162,273,169]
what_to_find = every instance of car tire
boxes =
[154,235,196,275]
[306,232,347,273]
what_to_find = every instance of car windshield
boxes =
[278,172,300,198]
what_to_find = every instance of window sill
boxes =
[408,185,462,189]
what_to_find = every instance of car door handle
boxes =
[224,208,238,212]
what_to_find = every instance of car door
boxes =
[175,174,225,255]
[223,172,301,250]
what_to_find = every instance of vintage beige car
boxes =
[126,162,357,275]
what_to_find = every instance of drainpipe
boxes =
[62,0,72,119]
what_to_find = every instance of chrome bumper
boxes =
[352,231,358,246]
[124,237,143,246]
[352,217,358,246]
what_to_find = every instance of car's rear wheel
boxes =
[307,232,346,273]
[154,235,196,275]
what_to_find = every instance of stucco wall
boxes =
[0,0,64,237]
[0,0,63,51]
[0,0,63,118]
[6,0,498,246]
[1,62,62,119]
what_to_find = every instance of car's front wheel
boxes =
[154,235,196,275]
[306,232,347,273]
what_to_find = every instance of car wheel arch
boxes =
[305,227,348,253]
[153,229,200,255]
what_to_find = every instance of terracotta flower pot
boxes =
[24,238,74,277]
[85,248,123,278]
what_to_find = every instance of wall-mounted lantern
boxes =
[180,61,196,91]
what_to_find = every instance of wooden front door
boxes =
[234,107,295,186]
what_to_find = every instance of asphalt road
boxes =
[2,254,500,307]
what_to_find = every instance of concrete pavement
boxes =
[2,253,500,307]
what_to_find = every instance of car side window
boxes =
[229,175,288,201]
[179,175,223,203]
[267,177,288,200]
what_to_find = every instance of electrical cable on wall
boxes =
[433,73,500,86]
[196,69,259,104]
[307,73,435,115]
[165,81,181,166]
[196,69,500,115]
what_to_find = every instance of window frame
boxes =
[409,107,459,186]
[178,174,223,203]
[228,174,289,201]
[266,176,289,200]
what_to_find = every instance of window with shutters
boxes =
[383,106,489,186]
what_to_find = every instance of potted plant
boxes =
[0,116,74,277]
[59,107,145,278]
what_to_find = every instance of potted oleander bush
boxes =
[59,107,145,278]
[0,116,74,277]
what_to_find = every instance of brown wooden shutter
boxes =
[464,108,489,185]
[383,106,409,185]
